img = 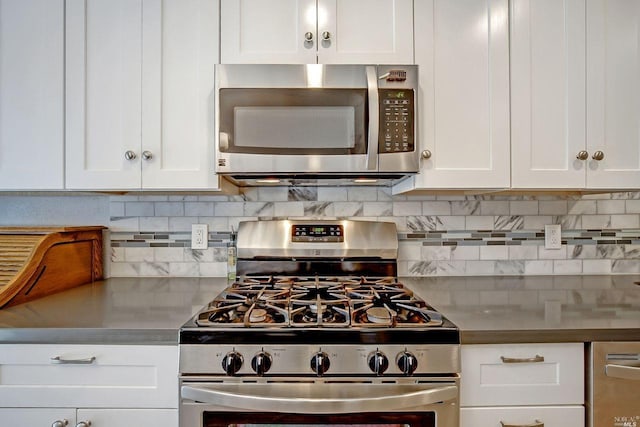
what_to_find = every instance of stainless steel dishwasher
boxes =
[589,342,640,427]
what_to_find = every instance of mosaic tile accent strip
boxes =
[110,231,233,248]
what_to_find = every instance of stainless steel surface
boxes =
[235,219,397,259]
[500,421,543,427]
[304,31,313,41]
[124,150,137,160]
[500,355,544,364]
[366,66,379,170]
[590,342,640,427]
[422,149,432,159]
[576,150,589,160]
[214,64,418,186]
[50,355,96,365]
[592,150,605,160]
[51,421,68,427]
[180,344,460,376]
[142,150,153,160]
[181,382,457,414]
[605,363,640,381]
[322,31,331,41]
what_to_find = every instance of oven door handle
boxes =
[181,383,457,414]
[605,363,640,381]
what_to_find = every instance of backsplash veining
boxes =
[108,188,640,277]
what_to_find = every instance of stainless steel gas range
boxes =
[179,220,460,427]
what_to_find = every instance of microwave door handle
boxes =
[605,364,640,381]
[366,66,379,171]
[181,384,457,414]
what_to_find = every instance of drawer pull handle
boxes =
[51,420,69,427]
[605,364,640,381]
[51,356,96,365]
[500,420,544,427]
[500,355,544,364]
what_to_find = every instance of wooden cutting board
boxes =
[0,226,105,308]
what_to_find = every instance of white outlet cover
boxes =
[544,224,562,249]
[191,224,208,250]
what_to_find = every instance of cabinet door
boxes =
[0,0,64,190]
[409,0,510,189]
[461,406,584,427]
[511,0,586,189]
[65,0,143,190]
[317,0,414,64]
[0,408,76,426]
[586,0,640,189]
[76,409,178,427]
[221,0,316,64]
[142,0,220,189]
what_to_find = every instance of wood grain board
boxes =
[0,226,105,308]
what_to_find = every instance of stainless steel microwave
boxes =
[214,64,418,186]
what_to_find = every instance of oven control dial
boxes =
[367,350,389,376]
[222,351,244,376]
[310,351,330,376]
[396,351,418,376]
[251,351,272,376]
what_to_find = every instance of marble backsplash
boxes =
[107,187,640,278]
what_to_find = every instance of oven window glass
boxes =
[219,88,367,155]
[203,412,435,427]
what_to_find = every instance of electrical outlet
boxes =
[545,224,562,249]
[191,224,208,250]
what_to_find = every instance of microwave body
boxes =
[215,64,418,185]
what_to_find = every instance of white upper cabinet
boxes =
[512,0,640,190]
[586,0,640,189]
[511,0,586,189]
[400,0,510,191]
[0,0,64,190]
[66,0,219,190]
[220,0,414,64]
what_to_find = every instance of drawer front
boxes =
[461,343,584,406]
[461,406,585,427]
[0,344,178,408]
[77,408,178,427]
[0,408,76,425]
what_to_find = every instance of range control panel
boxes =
[379,89,415,154]
[291,224,344,243]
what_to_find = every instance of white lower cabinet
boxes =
[461,406,585,427]
[0,344,178,427]
[460,343,585,427]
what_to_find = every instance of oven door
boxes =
[180,380,459,427]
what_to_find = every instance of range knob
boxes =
[221,351,243,376]
[251,351,272,376]
[396,351,418,376]
[310,351,330,376]
[367,350,389,376]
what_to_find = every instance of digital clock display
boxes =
[291,224,344,242]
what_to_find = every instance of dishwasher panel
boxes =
[590,342,640,427]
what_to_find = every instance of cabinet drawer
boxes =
[461,343,584,406]
[0,344,178,408]
[461,406,585,427]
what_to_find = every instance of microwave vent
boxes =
[385,70,407,82]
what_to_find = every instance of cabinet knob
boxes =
[304,31,314,42]
[124,150,137,161]
[51,421,69,427]
[76,422,92,427]
[576,150,589,160]
[421,149,432,159]
[592,150,605,161]
[321,31,331,41]
[142,150,153,160]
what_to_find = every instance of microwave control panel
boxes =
[379,89,415,154]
